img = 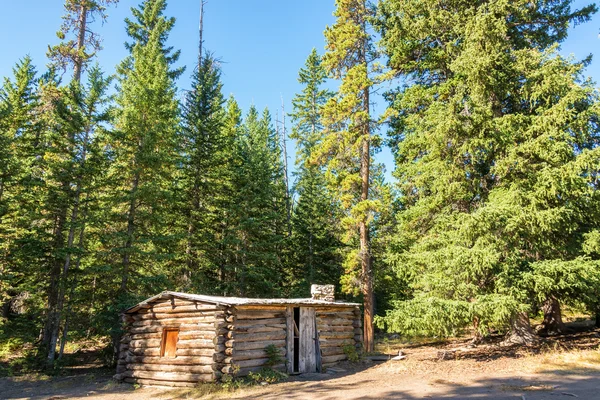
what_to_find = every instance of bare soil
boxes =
[2,327,600,400]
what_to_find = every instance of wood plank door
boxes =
[299,307,317,373]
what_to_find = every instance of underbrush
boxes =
[0,316,44,376]
[176,368,289,399]
[0,315,113,377]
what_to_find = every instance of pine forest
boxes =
[1,0,599,375]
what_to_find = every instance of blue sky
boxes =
[1,0,599,183]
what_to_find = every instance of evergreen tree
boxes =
[0,58,45,318]
[41,0,118,365]
[376,0,600,343]
[288,49,342,296]
[227,106,287,297]
[179,53,227,290]
[106,0,182,302]
[319,0,381,352]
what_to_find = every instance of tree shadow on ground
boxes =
[235,369,600,400]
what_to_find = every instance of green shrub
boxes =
[248,368,288,384]
[343,343,360,362]
[264,344,284,367]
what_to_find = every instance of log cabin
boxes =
[114,285,362,387]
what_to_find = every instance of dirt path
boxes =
[2,336,600,399]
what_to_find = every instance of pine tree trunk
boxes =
[538,296,565,336]
[73,3,88,83]
[360,87,374,353]
[43,204,68,366]
[504,311,539,346]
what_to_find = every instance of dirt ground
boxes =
[2,329,600,400]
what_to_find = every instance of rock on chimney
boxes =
[311,284,335,302]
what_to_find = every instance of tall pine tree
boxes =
[319,0,381,351]
[288,49,342,296]
[106,0,182,303]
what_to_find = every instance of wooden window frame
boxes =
[160,327,180,358]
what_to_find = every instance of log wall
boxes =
[115,298,225,387]
[226,305,287,377]
[316,305,362,368]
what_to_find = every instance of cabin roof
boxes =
[124,291,360,313]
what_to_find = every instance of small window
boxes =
[160,328,179,358]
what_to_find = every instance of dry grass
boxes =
[532,348,600,373]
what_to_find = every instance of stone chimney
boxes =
[311,284,335,302]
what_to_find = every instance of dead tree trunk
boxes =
[504,311,539,346]
[537,296,565,336]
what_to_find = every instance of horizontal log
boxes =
[134,312,219,320]
[235,310,286,320]
[230,348,286,361]
[234,305,288,311]
[355,334,362,342]
[132,318,218,327]
[320,347,346,356]
[142,305,225,315]
[176,339,216,349]
[321,354,347,364]
[318,339,355,348]
[129,348,160,357]
[317,325,354,333]
[228,331,286,342]
[179,332,218,341]
[316,318,354,326]
[232,357,271,369]
[228,339,286,351]
[129,325,216,335]
[125,356,213,365]
[316,311,355,319]
[313,306,356,312]
[232,325,286,334]
[127,363,214,374]
[176,348,214,357]
[129,332,162,340]
[318,332,354,340]
[150,299,218,309]
[130,339,161,348]
[235,318,286,327]
[353,320,362,328]
[151,298,199,306]
[123,377,198,388]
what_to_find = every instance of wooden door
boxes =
[299,307,317,373]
